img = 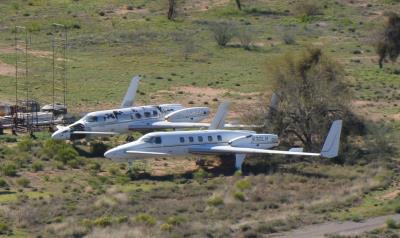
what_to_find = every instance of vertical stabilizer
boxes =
[209,102,230,129]
[120,75,141,108]
[321,120,343,158]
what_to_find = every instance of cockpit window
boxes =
[153,110,158,117]
[142,136,162,144]
[135,113,142,119]
[86,116,98,122]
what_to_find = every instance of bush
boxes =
[395,205,400,214]
[233,190,245,201]
[0,222,11,235]
[210,22,237,47]
[166,216,185,226]
[0,178,8,188]
[1,163,17,177]
[90,141,109,157]
[42,140,79,164]
[238,28,254,50]
[282,33,296,45]
[67,158,84,169]
[207,195,224,206]
[235,179,251,191]
[386,218,398,229]
[16,177,30,187]
[135,213,156,226]
[17,137,35,152]
[32,161,44,172]
[293,0,322,18]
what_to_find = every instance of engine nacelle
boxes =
[165,107,210,122]
[229,134,279,149]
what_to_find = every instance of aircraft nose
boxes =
[51,129,70,140]
[104,148,123,160]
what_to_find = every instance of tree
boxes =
[265,48,349,151]
[235,0,242,10]
[167,0,176,20]
[375,12,400,68]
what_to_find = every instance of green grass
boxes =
[0,191,51,204]
[331,190,400,221]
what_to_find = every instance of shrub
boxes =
[235,179,251,191]
[207,195,224,206]
[17,137,35,152]
[90,141,109,157]
[1,163,17,177]
[293,0,322,18]
[386,218,398,229]
[193,169,209,181]
[160,223,173,231]
[67,158,84,169]
[93,216,113,227]
[16,177,30,187]
[0,178,8,188]
[42,140,79,164]
[135,213,156,226]
[166,216,185,226]
[395,205,400,214]
[282,33,296,45]
[233,190,245,201]
[0,222,10,235]
[210,22,237,47]
[32,161,44,172]
[238,28,254,50]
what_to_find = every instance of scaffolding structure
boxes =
[51,23,68,123]
[10,23,69,134]
[13,26,33,133]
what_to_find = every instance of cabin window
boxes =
[180,137,185,143]
[144,112,151,118]
[189,136,194,143]
[86,116,98,122]
[217,135,222,141]
[135,113,142,119]
[198,136,203,142]
[155,137,162,144]
[153,110,158,117]
[208,136,213,142]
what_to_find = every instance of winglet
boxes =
[321,120,342,158]
[209,102,230,129]
[120,75,141,108]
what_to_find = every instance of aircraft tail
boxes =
[209,102,230,130]
[120,75,141,108]
[320,120,343,158]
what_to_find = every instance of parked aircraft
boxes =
[104,102,343,170]
[52,76,247,140]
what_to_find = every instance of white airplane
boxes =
[104,102,343,170]
[52,76,213,140]
[52,77,250,140]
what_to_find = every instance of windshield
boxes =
[85,116,98,123]
[141,136,162,144]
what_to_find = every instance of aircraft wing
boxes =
[188,145,320,157]
[129,121,210,130]
[128,121,260,130]
[126,151,169,156]
[72,131,120,136]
